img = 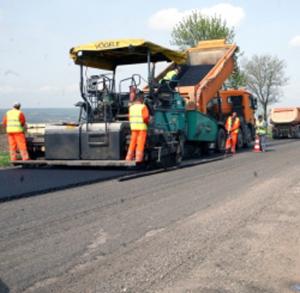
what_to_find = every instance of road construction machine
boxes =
[271,107,300,138]
[156,39,257,152]
[21,38,256,168]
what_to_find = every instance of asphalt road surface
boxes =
[0,155,224,201]
[0,167,133,201]
[1,139,300,293]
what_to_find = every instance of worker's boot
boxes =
[225,148,231,155]
[125,150,134,161]
[135,151,144,163]
[9,150,17,161]
[21,150,30,161]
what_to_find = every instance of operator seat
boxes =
[156,82,175,107]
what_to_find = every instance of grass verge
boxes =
[0,152,10,167]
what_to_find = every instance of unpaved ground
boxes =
[0,124,8,152]
[0,140,299,292]
[0,133,8,152]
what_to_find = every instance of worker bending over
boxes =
[255,114,267,152]
[225,112,240,154]
[2,102,29,161]
[126,91,150,163]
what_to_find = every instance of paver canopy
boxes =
[70,39,187,70]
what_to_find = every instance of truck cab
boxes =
[218,89,257,147]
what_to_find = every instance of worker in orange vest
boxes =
[2,102,29,161]
[125,91,150,163]
[225,112,240,154]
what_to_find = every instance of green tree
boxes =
[225,50,247,89]
[171,11,235,49]
[243,54,288,121]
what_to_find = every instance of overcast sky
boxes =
[0,0,299,108]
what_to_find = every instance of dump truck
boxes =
[156,39,257,151]
[17,38,256,168]
[270,107,300,138]
[217,89,256,148]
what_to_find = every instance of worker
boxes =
[125,91,150,163]
[2,102,29,161]
[255,114,267,152]
[160,66,180,89]
[225,112,240,154]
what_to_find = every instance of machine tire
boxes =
[237,131,243,149]
[296,127,300,138]
[175,136,185,164]
[183,143,200,159]
[120,126,131,159]
[272,129,279,139]
[28,148,39,160]
[201,142,210,155]
[243,125,252,148]
[216,127,226,153]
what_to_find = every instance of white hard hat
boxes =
[13,101,21,108]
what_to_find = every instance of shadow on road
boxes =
[0,278,9,293]
[0,167,133,202]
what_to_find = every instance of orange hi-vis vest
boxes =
[226,116,240,134]
[129,104,148,131]
[6,109,24,133]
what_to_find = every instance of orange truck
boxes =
[216,89,257,147]
[270,107,300,138]
[157,39,257,149]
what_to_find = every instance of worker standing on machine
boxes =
[2,102,29,161]
[126,91,150,163]
[255,114,267,152]
[225,112,240,154]
[160,66,180,89]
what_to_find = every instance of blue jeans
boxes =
[259,134,266,151]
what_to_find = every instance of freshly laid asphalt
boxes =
[0,154,227,201]
[0,167,133,201]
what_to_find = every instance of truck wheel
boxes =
[296,127,300,139]
[237,131,243,149]
[216,128,226,153]
[243,126,252,148]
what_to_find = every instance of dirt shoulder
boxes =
[0,125,10,168]
[0,125,8,153]
[0,134,8,153]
